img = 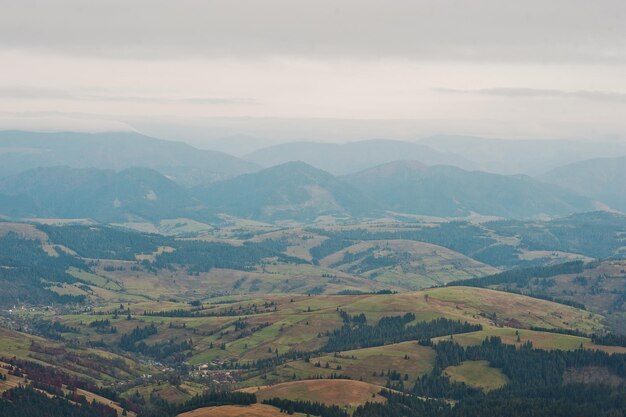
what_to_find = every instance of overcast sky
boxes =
[1,0,625,145]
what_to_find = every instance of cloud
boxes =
[0,86,256,105]
[435,87,626,104]
[1,0,625,63]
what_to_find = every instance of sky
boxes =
[1,0,626,147]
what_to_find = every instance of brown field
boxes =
[76,388,137,417]
[0,365,24,393]
[247,379,386,408]
[177,403,307,417]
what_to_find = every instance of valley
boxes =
[0,132,625,417]
[1,213,625,416]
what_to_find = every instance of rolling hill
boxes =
[245,139,476,175]
[317,239,499,289]
[0,130,259,186]
[344,160,598,218]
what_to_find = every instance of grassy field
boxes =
[23,284,619,399]
[276,341,435,386]
[484,259,626,335]
[49,286,608,375]
[0,359,136,417]
[444,360,508,392]
[124,382,205,404]
[0,327,146,384]
[433,326,626,354]
[177,403,307,417]
[319,240,499,289]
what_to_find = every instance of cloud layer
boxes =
[1,1,625,142]
[2,0,625,62]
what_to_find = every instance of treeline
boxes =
[0,233,85,307]
[487,212,626,259]
[32,319,80,340]
[309,222,496,259]
[119,324,158,350]
[0,385,118,417]
[592,333,626,348]
[348,252,399,274]
[448,261,585,289]
[40,224,169,260]
[153,240,306,272]
[118,324,192,361]
[310,238,355,263]
[353,335,626,417]
[324,313,481,351]
[142,303,270,318]
[140,390,256,417]
[353,384,626,417]
[420,337,626,390]
[40,224,306,272]
[471,244,524,268]
[262,397,348,417]
[1,357,122,402]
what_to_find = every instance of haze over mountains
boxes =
[420,135,626,176]
[0,166,204,223]
[0,130,259,187]
[194,161,376,222]
[244,139,477,175]
[0,130,623,224]
[540,156,626,212]
[344,161,597,218]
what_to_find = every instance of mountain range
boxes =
[0,130,259,186]
[344,160,597,218]
[244,139,477,175]
[0,160,603,224]
[0,166,206,223]
[0,130,623,224]
[420,135,626,175]
[539,156,626,212]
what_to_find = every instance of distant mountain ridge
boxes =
[0,141,610,223]
[194,161,379,222]
[420,135,626,175]
[245,139,476,175]
[539,156,626,212]
[0,166,207,223]
[0,130,259,186]
[344,160,598,218]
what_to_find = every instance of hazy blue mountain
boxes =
[344,160,598,218]
[539,156,626,211]
[420,135,626,175]
[0,166,207,222]
[0,130,259,186]
[245,139,476,175]
[194,161,378,222]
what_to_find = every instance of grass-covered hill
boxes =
[8,284,624,414]
[2,219,626,417]
[454,259,626,335]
